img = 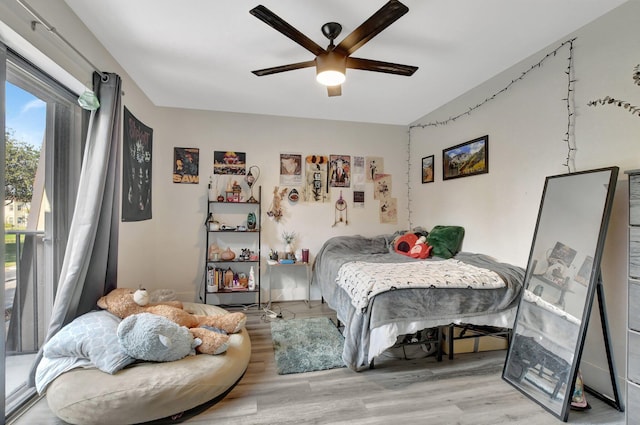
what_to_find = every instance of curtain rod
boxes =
[16,0,108,82]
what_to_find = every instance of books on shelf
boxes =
[207,265,253,292]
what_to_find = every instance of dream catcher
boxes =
[332,191,348,227]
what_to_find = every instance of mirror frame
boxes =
[502,166,619,421]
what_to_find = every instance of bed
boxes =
[311,231,525,371]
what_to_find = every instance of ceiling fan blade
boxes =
[250,5,326,57]
[346,57,417,76]
[327,85,342,97]
[252,60,316,76]
[335,0,409,56]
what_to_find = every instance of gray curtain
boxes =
[28,72,121,385]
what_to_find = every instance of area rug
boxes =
[270,316,346,375]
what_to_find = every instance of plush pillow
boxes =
[35,355,94,394]
[117,313,200,362]
[394,233,418,254]
[43,310,135,374]
[426,225,465,259]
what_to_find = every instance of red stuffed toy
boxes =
[409,235,432,259]
[394,233,418,254]
[394,233,432,259]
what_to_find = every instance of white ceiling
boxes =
[63,0,627,125]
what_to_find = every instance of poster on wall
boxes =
[354,191,365,208]
[280,153,303,186]
[380,197,398,224]
[213,151,246,175]
[122,107,152,222]
[373,173,392,200]
[305,155,329,203]
[366,156,384,182]
[352,155,365,188]
[352,155,365,208]
[329,154,350,187]
[173,147,199,184]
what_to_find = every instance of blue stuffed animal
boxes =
[117,312,202,362]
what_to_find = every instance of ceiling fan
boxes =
[250,0,418,97]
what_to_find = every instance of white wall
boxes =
[125,107,408,302]
[409,0,639,402]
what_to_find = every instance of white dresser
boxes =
[626,169,640,424]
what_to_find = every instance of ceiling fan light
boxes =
[316,70,345,86]
[316,52,346,86]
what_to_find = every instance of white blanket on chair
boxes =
[336,259,505,311]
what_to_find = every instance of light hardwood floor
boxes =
[10,301,625,425]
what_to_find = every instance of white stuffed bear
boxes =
[117,312,202,362]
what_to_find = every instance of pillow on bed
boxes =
[43,310,135,374]
[426,225,465,259]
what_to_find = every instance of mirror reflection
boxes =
[503,167,618,421]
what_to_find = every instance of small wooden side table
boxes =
[266,261,312,307]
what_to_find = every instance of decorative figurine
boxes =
[267,186,288,221]
[247,212,257,230]
[245,165,260,203]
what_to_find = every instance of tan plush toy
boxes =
[96,288,247,355]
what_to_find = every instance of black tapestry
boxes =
[122,107,152,221]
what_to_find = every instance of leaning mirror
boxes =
[502,166,619,421]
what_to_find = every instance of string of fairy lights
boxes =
[406,38,577,229]
[562,39,577,173]
[405,127,412,228]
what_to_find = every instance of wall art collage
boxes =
[169,148,397,224]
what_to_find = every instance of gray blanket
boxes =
[311,234,525,371]
[514,291,581,364]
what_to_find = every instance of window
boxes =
[2,44,86,420]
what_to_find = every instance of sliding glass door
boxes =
[2,44,85,420]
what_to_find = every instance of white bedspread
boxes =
[336,259,505,311]
[522,290,581,325]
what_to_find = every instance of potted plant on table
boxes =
[281,230,296,259]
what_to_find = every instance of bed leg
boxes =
[369,358,375,369]
[330,318,339,328]
[448,324,454,360]
[436,327,444,362]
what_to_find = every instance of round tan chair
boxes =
[46,303,251,425]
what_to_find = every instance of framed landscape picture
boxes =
[422,155,434,183]
[442,135,489,181]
